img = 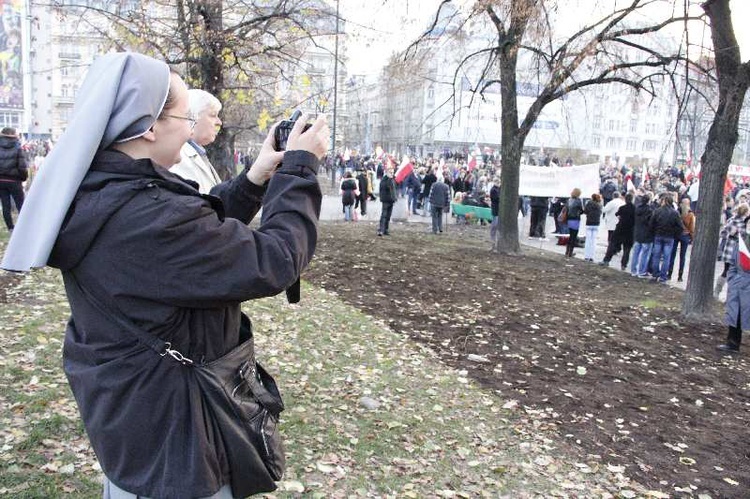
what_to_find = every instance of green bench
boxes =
[451,203,493,222]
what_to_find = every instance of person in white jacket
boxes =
[601,191,625,245]
[170,89,223,193]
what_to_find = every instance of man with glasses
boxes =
[170,89,223,193]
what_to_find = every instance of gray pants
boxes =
[103,476,233,499]
[431,206,444,233]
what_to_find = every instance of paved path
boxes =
[318,192,727,299]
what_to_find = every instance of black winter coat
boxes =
[584,200,602,226]
[48,149,321,498]
[650,205,684,239]
[0,135,28,181]
[530,196,549,210]
[422,172,437,198]
[379,175,397,203]
[633,202,654,243]
[341,178,357,205]
[490,185,500,216]
[614,202,636,245]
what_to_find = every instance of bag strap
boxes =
[71,273,285,415]
[69,272,194,365]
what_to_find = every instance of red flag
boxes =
[395,161,413,184]
[739,235,750,272]
[724,176,735,195]
[467,155,477,171]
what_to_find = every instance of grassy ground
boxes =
[0,228,664,498]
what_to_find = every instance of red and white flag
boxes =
[739,235,750,272]
[395,156,413,183]
[642,165,649,184]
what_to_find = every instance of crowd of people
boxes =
[325,152,749,355]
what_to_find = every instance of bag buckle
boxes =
[160,342,194,365]
[239,360,256,380]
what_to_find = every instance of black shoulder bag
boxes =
[71,275,285,497]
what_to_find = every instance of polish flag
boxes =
[395,157,413,183]
[739,235,750,272]
[642,165,649,184]
[467,154,477,171]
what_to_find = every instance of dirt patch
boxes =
[304,221,749,497]
[0,271,22,304]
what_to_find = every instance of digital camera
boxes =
[274,110,312,151]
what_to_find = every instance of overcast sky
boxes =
[340,0,750,76]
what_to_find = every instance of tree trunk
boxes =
[493,48,522,254]
[683,0,750,318]
[682,84,746,317]
[195,1,234,180]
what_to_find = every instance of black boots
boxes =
[717,325,742,354]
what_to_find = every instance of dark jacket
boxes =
[0,135,28,181]
[600,179,617,203]
[614,201,636,245]
[490,184,500,217]
[584,200,602,226]
[566,197,584,220]
[633,201,654,244]
[48,149,321,498]
[379,175,397,203]
[356,171,368,198]
[650,205,684,239]
[421,172,437,199]
[429,181,451,208]
[404,171,421,193]
[340,178,357,205]
[530,196,549,210]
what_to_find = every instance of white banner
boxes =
[728,164,750,178]
[519,163,600,197]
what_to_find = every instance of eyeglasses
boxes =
[163,114,197,130]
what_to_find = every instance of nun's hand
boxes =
[287,114,329,160]
[246,123,285,186]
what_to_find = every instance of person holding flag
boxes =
[717,218,750,353]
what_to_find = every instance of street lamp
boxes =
[331,0,339,189]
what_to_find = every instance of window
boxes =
[626,138,637,150]
[592,135,601,147]
[606,137,617,148]
[593,116,602,129]
[643,140,657,151]
[630,119,637,133]
[0,112,20,128]
[608,119,615,131]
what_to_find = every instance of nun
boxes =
[2,52,329,498]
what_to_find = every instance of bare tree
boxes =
[682,0,750,318]
[408,0,696,254]
[52,0,336,179]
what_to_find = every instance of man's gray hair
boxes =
[188,89,222,117]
